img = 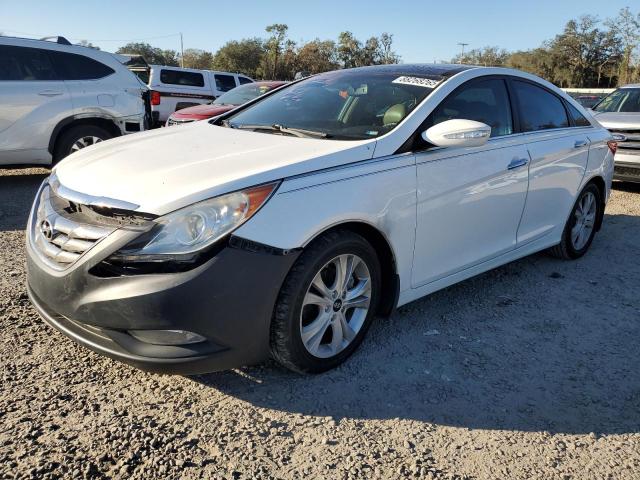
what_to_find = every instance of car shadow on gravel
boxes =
[613,180,640,194]
[193,212,640,436]
[0,169,48,231]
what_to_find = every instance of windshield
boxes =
[594,88,640,113]
[224,70,439,140]
[213,83,278,106]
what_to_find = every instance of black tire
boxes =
[53,125,112,163]
[270,230,381,374]
[549,183,601,260]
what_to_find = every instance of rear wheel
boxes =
[270,230,381,373]
[53,125,113,163]
[549,183,601,259]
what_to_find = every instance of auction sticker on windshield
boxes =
[392,76,441,88]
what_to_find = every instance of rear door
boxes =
[0,44,71,164]
[48,50,117,114]
[510,79,591,244]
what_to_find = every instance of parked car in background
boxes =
[166,81,287,126]
[143,65,254,127]
[576,95,604,109]
[27,64,614,375]
[0,36,149,166]
[591,84,640,183]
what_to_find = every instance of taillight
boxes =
[607,140,618,155]
[150,90,161,106]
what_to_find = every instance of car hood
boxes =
[54,121,376,215]
[172,103,235,119]
[591,111,640,130]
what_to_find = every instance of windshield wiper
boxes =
[228,123,330,138]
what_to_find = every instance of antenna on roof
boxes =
[40,36,72,46]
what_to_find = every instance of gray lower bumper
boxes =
[26,238,300,374]
[614,151,640,182]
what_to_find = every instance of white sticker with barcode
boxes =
[392,76,441,88]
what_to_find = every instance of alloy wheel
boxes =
[300,254,372,358]
[571,191,597,250]
[70,136,103,153]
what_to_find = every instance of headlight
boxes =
[115,182,278,259]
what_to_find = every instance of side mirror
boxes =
[422,119,491,148]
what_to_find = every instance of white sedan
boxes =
[26,64,615,374]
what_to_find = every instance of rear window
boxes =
[567,103,591,127]
[49,51,115,80]
[512,81,569,132]
[160,69,204,87]
[238,76,253,85]
[214,74,237,92]
[0,45,57,81]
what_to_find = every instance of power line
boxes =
[0,28,181,44]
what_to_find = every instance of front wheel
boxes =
[549,183,601,260]
[270,230,381,373]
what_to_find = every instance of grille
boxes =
[32,185,116,269]
[167,117,195,126]
[610,129,640,151]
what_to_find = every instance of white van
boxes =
[145,65,254,126]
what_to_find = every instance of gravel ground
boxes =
[1,167,640,480]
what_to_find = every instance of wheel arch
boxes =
[302,221,400,317]
[48,115,122,156]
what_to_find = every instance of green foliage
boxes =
[116,42,179,66]
[115,27,400,81]
[454,8,639,87]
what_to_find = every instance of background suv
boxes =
[591,84,640,183]
[0,36,149,166]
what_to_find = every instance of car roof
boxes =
[329,63,476,78]
[619,84,640,89]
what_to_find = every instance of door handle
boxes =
[38,90,63,97]
[574,139,589,148]
[507,157,529,170]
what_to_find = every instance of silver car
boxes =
[591,85,640,182]
[0,36,149,166]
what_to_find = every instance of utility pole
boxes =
[457,42,469,63]
[180,32,184,68]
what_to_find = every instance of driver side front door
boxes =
[411,77,530,287]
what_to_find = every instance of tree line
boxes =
[452,7,639,87]
[115,25,400,80]
[111,7,639,88]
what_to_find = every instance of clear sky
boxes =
[0,0,635,62]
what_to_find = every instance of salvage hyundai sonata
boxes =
[27,64,615,374]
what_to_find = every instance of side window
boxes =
[160,69,204,87]
[49,51,115,80]
[238,76,253,85]
[512,81,569,132]
[430,78,513,137]
[567,103,591,127]
[214,74,237,92]
[0,45,57,81]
